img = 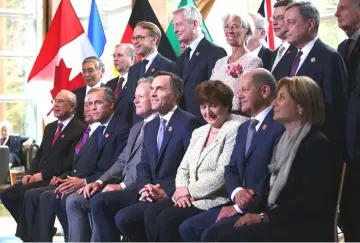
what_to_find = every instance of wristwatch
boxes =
[259,212,269,223]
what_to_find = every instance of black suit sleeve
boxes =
[28,127,47,175]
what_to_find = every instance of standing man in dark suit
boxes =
[65,77,157,242]
[72,56,106,122]
[179,68,284,242]
[124,21,175,123]
[248,13,273,70]
[269,0,297,76]
[173,6,227,119]
[105,44,137,120]
[90,71,202,242]
[0,90,86,226]
[336,0,360,241]
[280,1,347,152]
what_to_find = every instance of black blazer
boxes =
[260,129,342,241]
[29,116,86,180]
[136,108,203,197]
[68,113,131,183]
[271,44,297,81]
[6,135,30,167]
[175,38,227,119]
[116,53,175,124]
[338,37,360,164]
[258,45,273,71]
[73,83,106,122]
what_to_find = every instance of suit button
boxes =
[73,170,76,172]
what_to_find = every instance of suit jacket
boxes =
[258,45,273,71]
[73,83,106,122]
[97,120,144,190]
[270,45,297,77]
[176,120,241,210]
[6,135,29,166]
[338,36,360,164]
[224,109,285,205]
[136,108,203,197]
[116,53,175,124]
[69,113,131,183]
[272,39,347,151]
[175,38,227,118]
[29,116,86,180]
[261,129,342,240]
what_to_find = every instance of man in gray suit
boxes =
[65,77,157,242]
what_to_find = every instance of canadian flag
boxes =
[28,0,96,118]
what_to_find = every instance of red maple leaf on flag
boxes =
[50,59,85,98]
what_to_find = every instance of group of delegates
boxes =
[0,0,359,241]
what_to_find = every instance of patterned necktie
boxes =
[51,122,64,147]
[157,118,167,153]
[140,59,149,77]
[1,137,6,145]
[75,126,91,154]
[289,50,303,76]
[114,77,125,98]
[133,124,145,152]
[97,125,106,149]
[245,119,258,155]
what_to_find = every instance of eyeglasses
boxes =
[131,35,149,43]
[51,99,67,104]
[82,68,96,74]
[270,15,285,22]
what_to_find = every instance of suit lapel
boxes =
[196,125,222,169]
[128,121,144,159]
[273,45,297,78]
[182,38,206,83]
[297,39,321,75]
[42,122,58,158]
[145,54,161,77]
[97,117,115,153]
[157,110,179,162]
[115,81,128,105]
[245,109,274,160]
[51,118,75,149]
[258,46,266,60]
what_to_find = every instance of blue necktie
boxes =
[157,118,167,153]
[245,119,258,155]
[97,125,106,149]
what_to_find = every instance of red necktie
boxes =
[51,123,64,147]
[114,77,125,98]
[1,137,6,145]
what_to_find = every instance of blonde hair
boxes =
[277,76,325,126]
[135,21,161,46]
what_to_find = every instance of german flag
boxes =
[120,0,177,62]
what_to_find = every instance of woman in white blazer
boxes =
[143,80,242,242]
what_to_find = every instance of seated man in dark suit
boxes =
[279,1,347,154]
[65,77,157,242]
[179,68,285,242]
[89,71,203,242]
[336,1,360,241]
[73,56,106,122]
[173,6,227,119]
[25,87,131,242]
[0,90,86,227]
[119,21,175,123]
[105,44,137,122]
[248,13,273,70]
[0,120,33,167]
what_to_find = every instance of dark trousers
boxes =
[15,185,56,241]
[0,180,49,223]
[34,190,56,242]
[340,164,360,242]
[179,207,222,242]
[143,199,204,242]
[50,192,71,241]
[90,189,138,242]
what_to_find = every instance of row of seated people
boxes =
[0,68,342,242]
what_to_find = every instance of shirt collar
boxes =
[299,36,319,58]
[144,112,158,124]
[251,45,262,56]
[282,41,290,49]
[101,113,114,128]
[159,105,178,126]
[86,81,102,99]
[119,72,128,83]
[252,106,272,131]
[349,28,360,41]
[188,35,204,57]
[143,51,158,66]
[89,122,100,137]
[58,114,75,130]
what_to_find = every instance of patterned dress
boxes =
[210,53,262,123]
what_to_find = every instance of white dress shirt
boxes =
[188,34,204,59]
[143,51,158,73]
[85,81,102,101]
[294,36,319,75]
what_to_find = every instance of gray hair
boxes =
[57,90,77,109]
[115,43,137,63]
[249,13,268,33]
[173,5,202,26]
[154,71,184,102]
[222,13,255,36]
[137,76,154,85]
[351,0,360,9]
[286,1,320,31]
[250,68,277,99]
[82,56,105,71]
[88,87,115,104]
[0,120,13,134]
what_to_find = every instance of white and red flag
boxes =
[28,0,95,118]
